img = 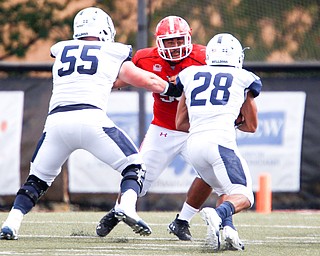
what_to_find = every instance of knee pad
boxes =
[17,175,49,206]
[121,164,146,193]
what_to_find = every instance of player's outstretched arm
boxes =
[175,93,190,132]
[118,61,168,93]
[237,91,258,133]
[112,79,129,90]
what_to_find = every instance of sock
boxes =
[215,201,235,221]
[178,202,198,223]
[120,179,140,195]
[221,216,236,230]
[13,194,34,215]
[114,199,119,209]
[115,189,140,220]
[2,208,24,232]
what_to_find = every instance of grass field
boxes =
[0,210,320,256]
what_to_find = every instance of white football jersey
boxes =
[177,65,262,148]
[49,39,132,113]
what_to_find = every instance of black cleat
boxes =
[114,211,152,236]
[96,208,120,237]
[168,214,192,241]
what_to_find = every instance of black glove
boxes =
[161,82,183,97]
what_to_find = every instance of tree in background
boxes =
[0,0,319,62]
[149,0,320,62]
[0,0,75,60]
[0,0,139,61]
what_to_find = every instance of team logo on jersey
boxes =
[153,64,162,72]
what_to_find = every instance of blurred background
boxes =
[0,0,319,212]
[1,0,319,62]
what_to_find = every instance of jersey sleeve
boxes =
[109,42,132,63]
[132,49,140,64]
[247,72,262,97]
[50,42,62,58]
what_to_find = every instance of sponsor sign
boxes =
[68,91,306,193]
[237,92,306,192]
[0,91,24,195]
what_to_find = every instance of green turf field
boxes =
[0,210,319,255]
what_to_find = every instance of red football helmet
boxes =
[155,16,193,61]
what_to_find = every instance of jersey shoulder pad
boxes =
[107,42,132,61]
[50,40,68,58]
[192,44,206,51]
[189,44,206,64]
[244,70,262,97]
[111,42,132,55]
[133,47,158,62]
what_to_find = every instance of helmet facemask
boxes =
[156,34,192,61]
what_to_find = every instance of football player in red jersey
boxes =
[96,16,243,250]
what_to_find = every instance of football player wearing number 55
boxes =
[175,33,262,250]
[0,7,176,240]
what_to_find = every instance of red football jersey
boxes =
[132,44,206,130]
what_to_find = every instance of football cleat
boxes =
[0,226,18,240]
[115,211,152,236]
[96,208,120,237]
[222,226,245,251]
[168,214,192,241]
[200,207,222,250]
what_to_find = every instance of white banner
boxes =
[68,91,306,193]
[0,91,24,195]
[237,91,306,192]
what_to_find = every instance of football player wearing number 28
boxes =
[175,33,262,250]
[96,16,244,250]
[0,7,177,240]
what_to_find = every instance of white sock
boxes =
[178,202,199,223]
[2,208,24,233]
[115,189,140,220]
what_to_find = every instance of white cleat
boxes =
[200,207,222,250]
[222,226,245,251]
